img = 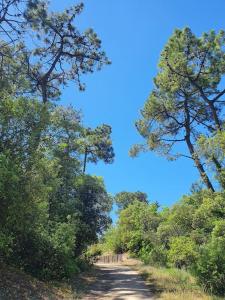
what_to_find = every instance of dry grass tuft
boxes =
[124,259,222,300]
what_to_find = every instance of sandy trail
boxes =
[83,263,154,300]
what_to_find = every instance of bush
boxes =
[10,230,78,280]
[149,246,168,266]
[85,244,102,263]
[194,225,225,295]
[138,243,153,264]
[0,231,13,261]
[168,236,198,269]
[102,226,124,254]
[6,221,78,280]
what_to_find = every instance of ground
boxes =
[0,263,94,300]
[1,260,217,300]
[83,263,153,300]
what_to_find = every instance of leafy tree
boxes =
[0,95,113,279]
[78,124,115,173]
[0,1,111,160]
[74,175,112,255]
[157,199,195,248]
[0,0,114,282]
[131,28,225,191]
[114,191,148,211]
[0,1,110,102]
[159,28,225,132]
[47,106,82,221]
[192,192,225,237]
[23,2,111,103]
[118,201,160,254]
[160,27,225,181]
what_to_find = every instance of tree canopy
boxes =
[131,28,225,191]
[0,1,113,280]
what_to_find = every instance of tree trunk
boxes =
[212,156,225,189]
[184,95,215,192]
[185,135,215,192]
[207,100,222,131]
[83,147,88,174]
[189,79,222,131]
[26,104,49,170]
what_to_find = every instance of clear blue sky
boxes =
[52,0,224,209]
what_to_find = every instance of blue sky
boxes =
[52,0,224,209]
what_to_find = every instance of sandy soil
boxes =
[83,263,154,300]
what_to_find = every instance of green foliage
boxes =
[138,244,168,266]
[79,125,115,173]
[0,231,13,260]
[197,132,225,188]
[0,1,110,103]
[118,201,160,254]
[127,27,225,295]
[1,3,225,296]
[85,244,102,263]
[0,96,113,279]
[193,220,225,295]
[73,175,112,254]
[0,0,114,283]
[102,226,124,254]
[102,189,225,296]
[194,236,225,295]
[168,236,198,268]
[11,229,78,280]
[114,191,148,211]
[132,28,225,191]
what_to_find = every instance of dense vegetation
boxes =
[102,28,225,296]
[0,1,225,298]
[0,0,114,280]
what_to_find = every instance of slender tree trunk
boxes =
[189,80,223,176]
[212,156,222,173]
[185,135,215,192]
[190,79,222,131]
[212,156,225,189]
[204,101,224,177]
[41,83,48,104]
[207,100,222,131]
[207,102,224,177]
[26,104,49,170]
[184,95,215,192]
[83,147,88,174]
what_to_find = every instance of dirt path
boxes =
[83,263,154,300]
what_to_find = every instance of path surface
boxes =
[83,263,154,300]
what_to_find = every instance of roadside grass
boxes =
[139,265,210,300]
[0,263,96,299]
[125,260,223,300]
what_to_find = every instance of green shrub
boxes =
[102,226,124,254]
[149,246,168,266]
[10,230,77,280]
[137,241,168,266]
[0,231,13,260]
[85,244,102,263]
[168,236,198,268]
[194,226,225,295]
[138,243,153,264]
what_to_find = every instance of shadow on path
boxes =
[83,264,154,300]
